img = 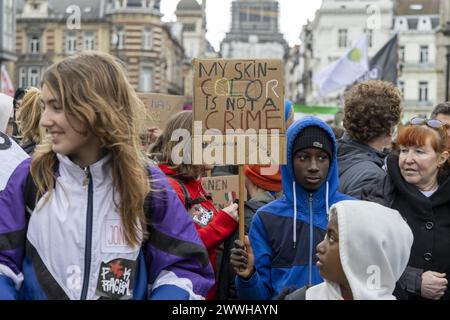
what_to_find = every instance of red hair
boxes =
[397,125,448,154]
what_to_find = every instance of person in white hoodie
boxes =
[0,93,28,191]
[0,93,14,134]
[283,200,414,300]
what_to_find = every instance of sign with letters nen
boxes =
[202,175,247,211]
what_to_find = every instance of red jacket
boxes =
[159,165,238,298]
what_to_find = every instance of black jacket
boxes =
[362,154,450,300]
[337,134,389,198]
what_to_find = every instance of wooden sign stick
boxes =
[239,165,245,242]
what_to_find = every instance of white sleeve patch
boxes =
[151,270,205,300]
[0,264,24,290]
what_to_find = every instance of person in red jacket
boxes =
[149,111,239,299]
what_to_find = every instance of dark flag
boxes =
[357,33,398,84]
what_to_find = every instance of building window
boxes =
[420,46,429,63]
[399,46,405,63]
[364,29,373,48]
[419,81,428,102]
[19,68,27,88]
[142,0,153,8]
[143,28,153,50]
[183,24,196,32]
[113,27,125,49]
[29,36,40,54]
[139,66,153,92]
[66,32,77,54]
[262,6,271,22]
[249,7,260,22]
[115,0,127,8]
[2,0,13,50]
[28,68,40,87]
[127,0,141,7]
[239,9,248,22]
[84,32,95,50]
[338,29,347,48]
[398,81,405,96]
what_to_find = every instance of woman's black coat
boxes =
[362,154,450,300]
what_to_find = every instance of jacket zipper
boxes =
[308,193,313,286]
[80,167,93,300]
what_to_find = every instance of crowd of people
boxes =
[0,52,449,300]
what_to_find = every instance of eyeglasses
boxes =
[409,117,447,130]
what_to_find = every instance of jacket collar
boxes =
[340,133,390,158]
[56,153,112,189]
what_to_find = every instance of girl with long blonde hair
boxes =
[0,52,213,300]
[16,87,44,155]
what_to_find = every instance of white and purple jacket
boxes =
[0,154,214,300]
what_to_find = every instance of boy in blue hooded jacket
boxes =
[230,117,353,300]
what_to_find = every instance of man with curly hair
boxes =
[338,80,402,198]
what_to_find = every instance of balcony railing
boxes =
[401,62,435,71]
[403,99,434,108]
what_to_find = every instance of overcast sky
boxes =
[160,0,323,51]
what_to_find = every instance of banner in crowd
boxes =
[357,33,398,84]
[138,93,185,130]
[1,65,14,97]
[202,175,247,211]
[313,35,369,99]
[192,59,286,165]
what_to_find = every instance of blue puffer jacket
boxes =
[236,116,353,300]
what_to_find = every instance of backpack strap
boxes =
[168,177,206,210]
[143,166,153,220]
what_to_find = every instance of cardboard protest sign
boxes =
[138,93,185,131]
[192,59,286,165]
[202,175,247,211]
[0,132,29,191]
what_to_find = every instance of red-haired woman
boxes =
[363,117,450,300]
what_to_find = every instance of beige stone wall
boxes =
[15,12,185,95]
[437,0,450,103]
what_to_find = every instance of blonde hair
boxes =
[17,87,44,145]
[31,52,150,246]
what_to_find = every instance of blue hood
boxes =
[262,116,349,231]
[240,117,353,298]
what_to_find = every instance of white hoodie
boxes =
[307,200,414,300]
[0,93,28,191]
[0,93,13,133]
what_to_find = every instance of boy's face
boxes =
[293,148,330,191]
[316,213,347,284]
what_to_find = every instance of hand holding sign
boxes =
[230,236,254,280]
